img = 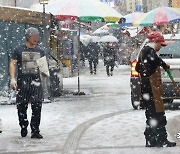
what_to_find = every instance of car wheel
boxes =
[164,99,173,104]
[131,92,139,110]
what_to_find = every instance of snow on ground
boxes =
[0,60,179,154]
[77,110,180,154]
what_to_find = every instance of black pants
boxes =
[106,65,114,75]
[17,101,42,133]
[89,59,98,73]
[141,78,167,144]
[16,75,43,133]
[144,111,167,144]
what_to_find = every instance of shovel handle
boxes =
[166,69,180,94]
[166,69,173,80]
[171,79,180,94]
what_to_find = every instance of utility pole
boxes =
[39,0,49,51]
[39,0,52,101]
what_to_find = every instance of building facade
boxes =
[114,0,142,14]
[114,0,175,14]
[114,0,127,15]
[142,0,170,12]
[126,0,142,13]
[172,0,180,8]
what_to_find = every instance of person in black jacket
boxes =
[135,31,176,147]
[86,41,100,74]
[103,42,117,76]
[79,41,86,67]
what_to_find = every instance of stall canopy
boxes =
[31,0,123,23]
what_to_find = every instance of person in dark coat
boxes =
[135,31,176,147]
[79,41,86,67]
[9,27,46,139]
[103,42,117,76]
[86,41,100,74]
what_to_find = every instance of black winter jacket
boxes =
[135,46,168,77]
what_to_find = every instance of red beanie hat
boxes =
[147,31,167,46]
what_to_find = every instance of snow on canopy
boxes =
[30,0,123,22]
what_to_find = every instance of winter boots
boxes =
[156,139,176,147]
[144,127,176,147]
[90,70,96,75]
[21,127,43,139]
[145,127,157,147]
[146,138,176,147]
[31,131,43,139]
[107,71,113,77]
[21,127,28,137]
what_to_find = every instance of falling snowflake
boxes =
[134,101,140,106]
[150,56,155,61]
[143,93,150,101]
[31,80,41,87]
[149,118,158,127]
[144,59,147,63]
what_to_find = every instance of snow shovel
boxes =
[166,69,180,95]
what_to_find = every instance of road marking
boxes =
[61,109,133,154]
[176,133,180,139]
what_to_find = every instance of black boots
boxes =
[156,139,176,147]
[31,131,43,139]
[144,126,176,147]
[21,127,43,139]
[21,127,28,137]
[146,139,176,147]
[90,70,96,75]
[107,70,113,76]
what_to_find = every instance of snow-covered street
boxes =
[0,60,180,154]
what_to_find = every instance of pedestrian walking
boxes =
[9,27,46,139]
[86,41,100,74]
[103,42,117,76]
[79,41,86,67]
[135,31,176,147]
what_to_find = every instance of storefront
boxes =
[0,6,63,99]
[50,28,78,78]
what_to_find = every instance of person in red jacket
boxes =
[135,31,176,147]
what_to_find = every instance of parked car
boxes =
[130,34,180,109]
